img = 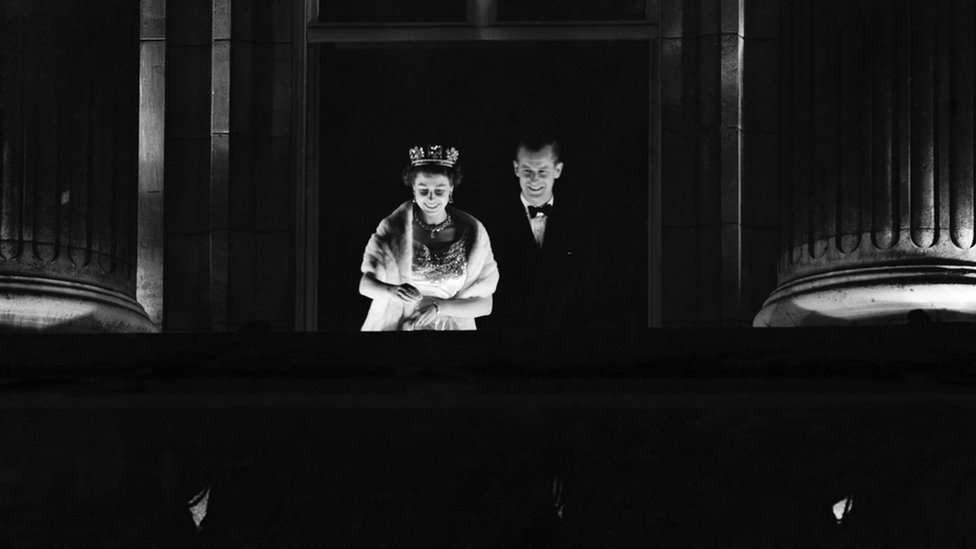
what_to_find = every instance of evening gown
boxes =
[401,236,469,331]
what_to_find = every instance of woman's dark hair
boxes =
[401,163,463,188]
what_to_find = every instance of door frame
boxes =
[292,0,662,330]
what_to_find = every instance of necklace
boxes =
[414,205,453,239]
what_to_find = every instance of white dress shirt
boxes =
[520,193,554,248]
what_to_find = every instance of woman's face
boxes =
[412,172,453,218]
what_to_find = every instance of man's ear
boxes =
[512,160,520,176]
[553,162,564,179]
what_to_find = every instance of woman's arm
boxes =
[360,272,423,304]
[410,296,492,327]
[359,272,391,300]
[436,295,493,318]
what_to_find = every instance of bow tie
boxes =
[527,204,553,219]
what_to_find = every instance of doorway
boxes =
[317,41,649,331]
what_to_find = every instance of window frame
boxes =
[293,0,662,330]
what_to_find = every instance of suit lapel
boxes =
[545,194,580,253]
[512,199,536,251]
[542,210,559,251]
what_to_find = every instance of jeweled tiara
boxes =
[408,145,460,167]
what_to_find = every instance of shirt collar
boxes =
[520,193,555,212]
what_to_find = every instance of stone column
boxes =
[0,0,154,331]
[755,0,976,325]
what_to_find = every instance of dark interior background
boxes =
[318,41,649,332]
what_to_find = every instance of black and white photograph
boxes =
[3,0,976,546]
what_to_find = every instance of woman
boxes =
[359,145,499,331]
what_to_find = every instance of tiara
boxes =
[408,145,460,168]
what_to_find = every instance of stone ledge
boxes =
[2,327,976,385]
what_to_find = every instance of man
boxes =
[481,137,600,546]
[486,136,592,336]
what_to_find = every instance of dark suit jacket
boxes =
[483,190,594,335]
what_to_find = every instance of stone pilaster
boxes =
[660,0,780,326]
[163,0,297,332]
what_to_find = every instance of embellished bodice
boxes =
[410,237,468,298]
[402,237,468,331]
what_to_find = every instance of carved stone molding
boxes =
[0,275,154,332]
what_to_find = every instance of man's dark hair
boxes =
[515,135,561,163]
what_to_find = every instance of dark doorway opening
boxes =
[317,41,649,332]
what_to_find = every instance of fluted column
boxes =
[755,0,976,325]
[0,0,154,331]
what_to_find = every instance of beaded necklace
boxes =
[413,204,453,239]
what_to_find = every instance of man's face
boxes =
[513,145,563,207]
